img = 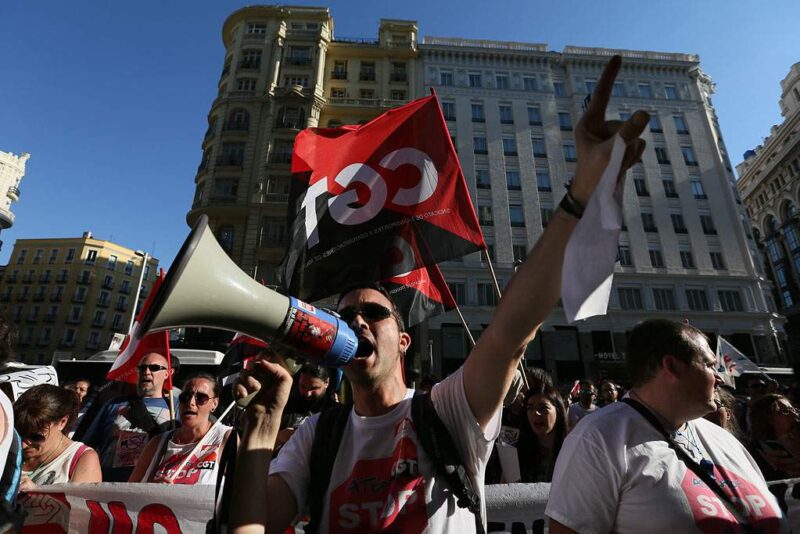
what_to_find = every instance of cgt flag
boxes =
[716,336,762,388]
[280,94,486,301]
[383,263,457,328]
[107,270,169,384]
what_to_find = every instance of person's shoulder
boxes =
[569,402,635,439]
[692,416,744,447]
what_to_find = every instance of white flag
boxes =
[716,336,761,388]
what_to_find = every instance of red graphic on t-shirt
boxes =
[680,464,783,533]
[151,444,218,485]
[328,435,428,533]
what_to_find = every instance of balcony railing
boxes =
[359,72,376,82]
[331,70,347,80]
[238,61,261,70]
[7,186,20,200]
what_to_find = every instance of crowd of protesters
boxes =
[0,55,796,532]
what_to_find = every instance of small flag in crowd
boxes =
[716,336,762,388]
[106,270,170,384]
[280,93,486,301]
[383,263,457,328]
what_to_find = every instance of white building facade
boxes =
[0,150,29,248]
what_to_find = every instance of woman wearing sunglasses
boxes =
[14,384,102,490]
[129,373,232,484]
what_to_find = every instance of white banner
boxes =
[20,483,215,533]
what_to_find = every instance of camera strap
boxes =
[621,398,757,533]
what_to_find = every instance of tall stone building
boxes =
[0,234,158,364]
[737,62,800,362]
[189,6,785,381]
[0,149,30,249]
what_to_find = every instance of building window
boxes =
[358,61,376,82]
[655,146,670,164]
[664,84,679,100]
[671,213,687,234]
[125,260,134,275]
[617,287,643,310]
[506,171,521,190]
[653,288,677,310]
[700,214,717,235]
[473,136,488,155]
[48,249,58,264]
[612,82,626,97]
[641,212,657,232]
[618,246,633,267]
[532,137,547,157]
[330,87,346,99]
[540,207,553,227]
[638,83,653,99]
[553,81,566,97]
[680,249,695,269]
[219,142,246,166]
[634,176,649,196]
[558,112,572,131]
[509,206,525,227]
[502,137,518,156]
[649,248,665,268]
[217,225,235,254]
[332,60,347,80]
[441,101,456,121]
[390,90,406,101]
[66,249,75,263]
[495,73,510,90]
[499,104,514,124]
[476,169,491,189]
[528,106,542,126]
[478,205,493,226]
[448,282,467,305]
[85,250,98,264]
[585,80,597,95]
[439,70,453,86]
[563,143,577,162]
[523,76,537,91]
[359,88,375,100]
[686,289,710,311]
[33,250,43,264]
[390,62,407,82]
[718,290,744,312]
[513,245,527,263]
[237,78,257,92]
[226,109,250,131]
[246,23,267,34]
[649,114,662,133]
[468,72,482,88]
[682,146,698,166]
[536,171,551,192]
[662,175,678,197]
[673,115,689,134]
[471,103,485,122]
[240,49,262,69]
[710,251,726,270]
[477,282,497,306]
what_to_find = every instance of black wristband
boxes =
[559,190,585,219]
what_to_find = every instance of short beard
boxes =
[138,382,156,397]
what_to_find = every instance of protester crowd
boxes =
[0,56,795,533]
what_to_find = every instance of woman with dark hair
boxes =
[517,384,568,482]
[130,372,232,484]
[14,384,101,489]
[748,393,800,480]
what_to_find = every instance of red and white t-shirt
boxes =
[270,367,501,533]
[143,424,231,485]
[546,401,788,533]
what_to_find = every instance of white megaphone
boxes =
[137,215,369,370]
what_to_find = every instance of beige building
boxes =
[0,233,158,364]
[189,6,785,381]
[737,61,800,362]
[0,150,30,245]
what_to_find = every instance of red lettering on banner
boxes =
[680,465,783,533]
[87,500,111,534]
[109,501,133,532]
[135,503,181,534]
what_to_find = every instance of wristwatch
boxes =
[559,190,585,219]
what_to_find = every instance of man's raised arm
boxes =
[463,56,649,429]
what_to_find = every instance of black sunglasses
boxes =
[22,432,48,444]
[137,364,168,373]
[178,391,215,406]
[338,302,394,325]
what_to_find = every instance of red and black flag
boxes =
[382,263,457,328]
[279,94,486,301]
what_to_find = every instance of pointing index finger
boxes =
[584,55,621,126]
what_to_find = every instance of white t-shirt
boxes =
[270,367,501,533]
[566,402,597,429]
[22,441,91,486]
[143,424,231,485]
[546,401,788,534]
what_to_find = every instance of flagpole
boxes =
[482,249,530,391]
[452,302,475,347]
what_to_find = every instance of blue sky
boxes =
[1,1,797,268]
